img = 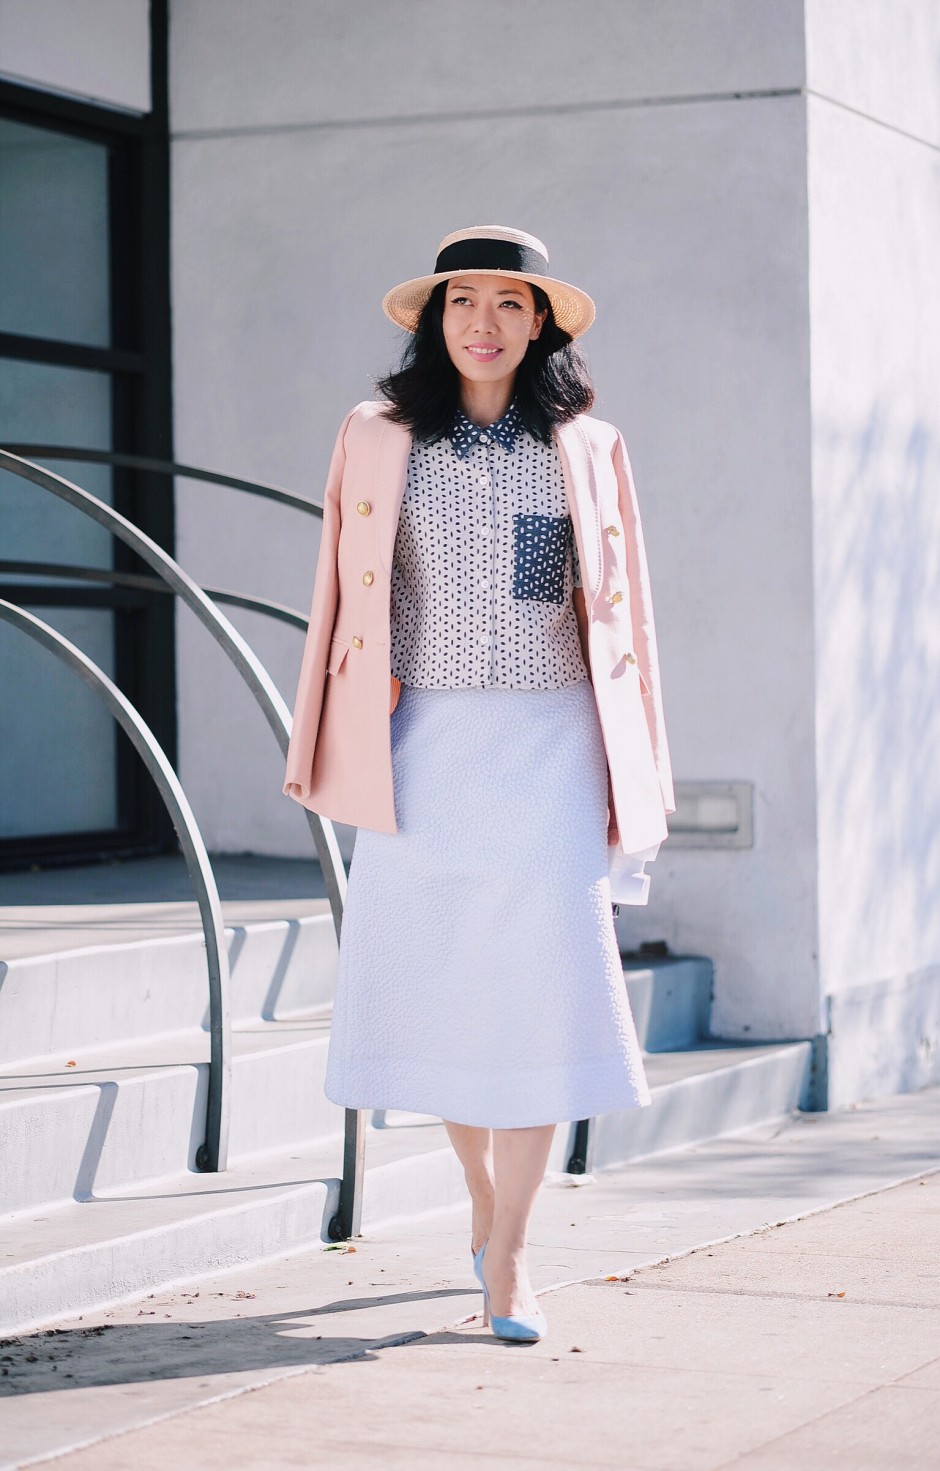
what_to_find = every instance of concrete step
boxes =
[0,1041,811,1334]
[0,1018,344,1215]
[594,1040,813,1169]
[0,953,714,1215]
[622,955,712,1051]
[0,906,337,1065]
[0,915,708,1069]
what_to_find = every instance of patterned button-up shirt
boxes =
[389,402,586,691]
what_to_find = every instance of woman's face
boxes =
[441,275,547,388]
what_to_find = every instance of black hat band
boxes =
[434,237,550,277]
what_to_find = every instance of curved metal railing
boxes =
[0,449,363,1235]
[0,599,233,1173]
[0,449,345,925]
[0,445,323,517]
[0,559,309,630]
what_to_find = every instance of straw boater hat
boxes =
[382,225,596,339]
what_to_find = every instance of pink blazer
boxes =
[283,401,675,853]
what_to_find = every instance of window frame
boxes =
[0,0,175,870]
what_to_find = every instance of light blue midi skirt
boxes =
[324,678,650,1128]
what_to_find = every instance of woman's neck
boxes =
[458,380,514,428]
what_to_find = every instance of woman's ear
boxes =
[530,309,548,341]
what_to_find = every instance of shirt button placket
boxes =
[469,446,489,687]
[483,439,499,687]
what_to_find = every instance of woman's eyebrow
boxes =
[448,281,527,298]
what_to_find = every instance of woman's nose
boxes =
[474,306,498,333]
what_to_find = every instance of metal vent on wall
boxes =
[666,782,753,848]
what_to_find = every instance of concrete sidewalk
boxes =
[2,1087,938,1470]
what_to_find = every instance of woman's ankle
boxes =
[469,1187,494,1248]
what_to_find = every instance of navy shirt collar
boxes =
[449,400,522,459]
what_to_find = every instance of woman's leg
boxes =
[483,1124,556,1318]
[442,1121,495,1254]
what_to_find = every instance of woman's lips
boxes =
[465,345,503,361]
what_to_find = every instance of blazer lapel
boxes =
[373,416,414,576]
[555,418,603,601]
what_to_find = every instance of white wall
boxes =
[805,0,940,150]
[169,0,821,1038]
[0,0,151,113]
[805,3,940,1032]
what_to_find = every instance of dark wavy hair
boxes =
[374,281,595,444]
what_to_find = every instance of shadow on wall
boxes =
[813,402,940,994]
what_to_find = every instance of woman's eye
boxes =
[499,300,523,309]
[450,295,471,305]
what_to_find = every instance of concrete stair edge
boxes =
[0,912,339,1067]
[0,1176,339,1337]
[0,1026,344,1216]
[592,1040,813,1170]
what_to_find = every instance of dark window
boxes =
[0,2,175,870]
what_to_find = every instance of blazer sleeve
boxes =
[282,406,356,804]
[612,428,676,816]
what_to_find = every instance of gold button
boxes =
[356,500,371,516]
[362,570,374,586]
[625,651,637,665]
[605,524,621,537]
[608,590,623,605]
[352,636,363,649]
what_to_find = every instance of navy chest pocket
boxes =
[512,513,572,605]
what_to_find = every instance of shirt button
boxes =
[362,570,374,586]
[356,500,371,516]
[478,433,490,444]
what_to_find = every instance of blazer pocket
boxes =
[327,637,349,676]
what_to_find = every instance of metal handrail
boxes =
[0,449,363,1234]
[0,445,324,517]
[0,600,232,1173]
[0,449,346,929]
[0,560,308,629]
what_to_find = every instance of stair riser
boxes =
[0,1070,204,1216]
[1,1039,345,1216]
[591,1043,813,1170]
[0,915,337,1068]
[0,1180,338,1337]
[623,959,713,1052]
[359,1125,576,1232]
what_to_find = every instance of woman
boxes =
[284,225,675,1343]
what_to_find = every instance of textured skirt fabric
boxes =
[324,678,650,1128]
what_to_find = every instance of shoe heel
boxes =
[473,1241,490,1328]
[474,1241,546,1343]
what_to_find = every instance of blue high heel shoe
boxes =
[473,1242,547,1343]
